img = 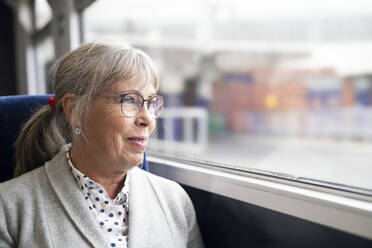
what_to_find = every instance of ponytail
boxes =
[14,105,68,177]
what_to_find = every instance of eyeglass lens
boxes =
[121,93,164,117]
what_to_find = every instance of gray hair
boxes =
[14,41,159,177]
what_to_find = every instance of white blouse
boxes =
[65,144,129,248]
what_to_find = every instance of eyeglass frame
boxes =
[102,92,164,118]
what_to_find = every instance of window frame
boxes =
[147,155,372,240]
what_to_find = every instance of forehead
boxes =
[110,77,157,96]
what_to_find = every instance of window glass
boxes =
[34,0,52,30]
[84,0,372,193]
[35,37,55,93]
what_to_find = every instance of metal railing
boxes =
[149,107,208,153]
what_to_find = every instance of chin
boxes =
[124,154,144,167]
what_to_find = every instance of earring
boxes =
[75,127,81,135]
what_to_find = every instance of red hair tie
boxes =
[48,96,56,111]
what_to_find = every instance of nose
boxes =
[135,103,154,127]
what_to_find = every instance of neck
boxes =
[69,144,127,199]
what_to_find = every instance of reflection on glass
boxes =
[84,0,372,192]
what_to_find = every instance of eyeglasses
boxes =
[104,92,164,118]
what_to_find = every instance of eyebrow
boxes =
[105,91,158,97]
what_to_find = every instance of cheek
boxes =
[88,114,128,146]
[149,119,156,135]
[104,123,129,156]
[111,119,131,141]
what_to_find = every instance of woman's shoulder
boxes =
[132,167,183,191]
[0,146,68,197]
[0,166,45,200]
[131,167,192,207]
[130,167,200,238]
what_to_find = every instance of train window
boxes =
[35,37,54,93]
[83,0,372,194]
[34,0,52,30]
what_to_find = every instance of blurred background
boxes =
[2,0,372,193]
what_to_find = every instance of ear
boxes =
[62,93,78,125]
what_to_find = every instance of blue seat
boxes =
[0,95,147,183]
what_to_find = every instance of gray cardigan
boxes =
[0,149,204,248]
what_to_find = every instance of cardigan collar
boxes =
[44,148,107,248]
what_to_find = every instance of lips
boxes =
[128,137,146,144]
[127,136,148,149]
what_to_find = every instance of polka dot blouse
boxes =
[65,144,129,248]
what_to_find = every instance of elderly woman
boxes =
[0,42,204,248]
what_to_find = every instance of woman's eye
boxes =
[123,96,136,104]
